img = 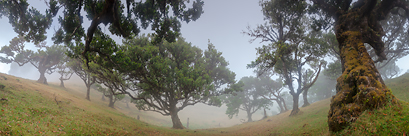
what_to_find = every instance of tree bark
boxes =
[170,105,184,129]
[246,110,253,122]
[108,94,115,108]
[59,79,65,88]
[275,99,285,113]
[37,68,48,85]
[289,94,300,116]
[328,18,397,131]
[262,108,268,119]
[302,89,310,107]
[86,85,91,101]
[280,97,288,112]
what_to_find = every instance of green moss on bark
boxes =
[328,31,397,132]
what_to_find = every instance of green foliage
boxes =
[78,34,240,128]
[247,0,329,115]
[66,57,96,101]
[66,58,96,87]
[323,60,342,80]
[224,76,271,122]
[0,36,66,84]
[117,35,239,111]
[0,36,34,65]
[0,0,56,45]
[93,84,106,94]
[308,74,336,102]
[254,75,288,113]
[0,0,204,56]
[94,84,124,103]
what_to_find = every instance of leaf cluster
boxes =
[77,34,240,116]
[0,0,204,58]
[224,76,272,119]
[0,36,66,75]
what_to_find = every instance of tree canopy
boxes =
[246,0,328,116]
[67,58,96,101]
[255,75,288,114]
[0,0,204,63]
[0,36,65,84]
[224,76,270,122]
[80,35,241,129]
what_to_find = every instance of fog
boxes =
[6,60,282,129]
[0,0,276,129]
[1,0,409,132]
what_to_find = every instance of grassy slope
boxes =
[334,74,409,135]
[1,72,409,135]
[194,73,409,136]
[0,73,200,135]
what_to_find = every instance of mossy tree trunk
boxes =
[328,11,397,131]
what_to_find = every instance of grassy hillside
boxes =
[1,72,409,135]
[0,73,203,135]
[194,73,409,136]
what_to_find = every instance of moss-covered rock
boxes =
[328,30,397,132]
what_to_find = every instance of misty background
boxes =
[1,0,409,129]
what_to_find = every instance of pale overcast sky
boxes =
[0,0,408,80]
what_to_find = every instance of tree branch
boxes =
[311,0,339,18]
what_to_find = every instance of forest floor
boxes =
[0,72,408,135]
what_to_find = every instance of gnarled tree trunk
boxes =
[108,93,115,108]
[276,100,284,113]
[246,110,253,122]
[328,14,397,131]
[262,108,268,119]
[37,68,48,85]
[169,105,184,129]
[280,97,288,112]
[59,78,65,88]
[289,94,300,116]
